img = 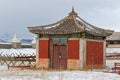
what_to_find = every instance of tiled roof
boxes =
[28,8,113,37]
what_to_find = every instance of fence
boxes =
[106,54,120,60]
[0,52,36,67]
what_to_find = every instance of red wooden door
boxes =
[53,45,67,69]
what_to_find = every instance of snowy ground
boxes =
[106,47,120,54]
[0,69,120,80]
[0,47,119,55]
[0,60,120,80]
[106,60,120,69]
[0,48,120,80]
[0,48,36,56]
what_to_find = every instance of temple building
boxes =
[28,8,113,70]
[106,32,120,48]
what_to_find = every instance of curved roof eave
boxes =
[28,8,114,37]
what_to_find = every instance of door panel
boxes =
[53,45,67,69]
[86,40,103,69]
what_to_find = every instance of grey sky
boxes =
[0,0,120,39]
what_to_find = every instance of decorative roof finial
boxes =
[69,6,77,16]
[72,6,74,12]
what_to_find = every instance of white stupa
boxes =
[11,34,21,48]
[11,34,20,43]
[31,37,36,48]
[31,37,36,44]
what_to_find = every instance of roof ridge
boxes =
[28,8,114,36]
[72,15,85,31]
[76,16,113,35]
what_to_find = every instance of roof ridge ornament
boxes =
[72,6,74,12]
[69,7,78,16]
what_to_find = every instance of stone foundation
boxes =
[36,58,49,69]
[67,59,80,70]
[85,64,104,70]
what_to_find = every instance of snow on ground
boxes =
[0,48,36,56]
[106,48,120,53]
[0,48,120,80]
[0,60,120,80]
[0,70,120,80]
[106,60,120,69]
[0,47,119,56]
[0,47,119,55]
[0,65,7,70]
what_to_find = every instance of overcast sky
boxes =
[0,0,120,39]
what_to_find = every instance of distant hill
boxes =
[0,33,12,43]
[0,39,8,43]
[0,33,33,44]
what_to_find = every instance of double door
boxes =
[52,44,67,69]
